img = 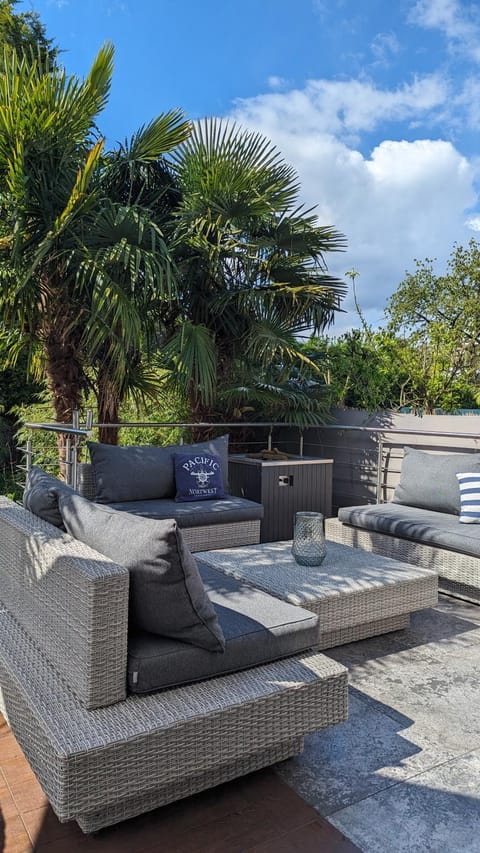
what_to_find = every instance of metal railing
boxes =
[304,423,480,506]
[21,413,306,490]
[20,413,480,505]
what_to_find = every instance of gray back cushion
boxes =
[393,447,480,515]
[58,492,225,653]
[87,435,229,503]
[23,466,74,528]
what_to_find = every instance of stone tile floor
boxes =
[2,593,480,851]
[280,593,480,853]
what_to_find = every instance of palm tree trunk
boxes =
[97,368,120,445]
[188,379,215,442]
[45,332,85,477]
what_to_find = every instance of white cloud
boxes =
[371,32,402,65]
[454,77,480,128]
[267,76,289,90]
[410,0,480,62]
[232,76,447,145]
[229,81,478,334]
[466,215,480,231]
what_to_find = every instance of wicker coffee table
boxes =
[197,540,438,649]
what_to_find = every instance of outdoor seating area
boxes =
[3,425,480,851]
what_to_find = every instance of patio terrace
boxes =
[5,414,480,851]
[1,592,480,852]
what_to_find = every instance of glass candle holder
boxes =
[291,511,327,567]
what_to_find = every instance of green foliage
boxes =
[165,118,347,426]
[386,240,480,412]
[303,330,413,412]
[15,374,189,474]
[112,394,188,448]
[0,0,57,68]
[0,5,347,444]
[0,38,190,441]
[309,242,480,414]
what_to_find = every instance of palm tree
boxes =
[0,43,190,445]
[165,119,347,426]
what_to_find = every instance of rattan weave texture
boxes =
[0,498,129,709]
[325,517,480,603]
[0,607,347,829]
[198,540,438,649]
[77,738,304,832]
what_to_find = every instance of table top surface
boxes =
[228,454,334,466]
[196,540,437,605]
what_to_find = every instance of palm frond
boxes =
[162,322,217,406]
[125,110,191,162]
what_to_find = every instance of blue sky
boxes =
[20,0,480,333]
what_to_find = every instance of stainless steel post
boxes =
[65,438,72,485]
[376,438,384,503]
[25,438,32,472]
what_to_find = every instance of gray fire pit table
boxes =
[196,540,438,649]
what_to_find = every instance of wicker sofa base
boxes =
[77,737,303,833]
[182,519,261,552]
[0,608,347,832]
[317,613,410,649]
[325,517,480,604]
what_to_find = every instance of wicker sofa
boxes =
[0,496,348,833]
[76,436,263,551]
[326,446,480,603]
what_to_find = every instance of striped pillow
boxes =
[457,473,480,523]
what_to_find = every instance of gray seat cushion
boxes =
[128,562,319,693]
[338,502,480,558]
[23,466,74,528]
[106,495,263,527]
[87,435,229,503]
[393,447,480,515]
[58,492,225,652]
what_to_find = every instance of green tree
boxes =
[303,330,413,412]
[0,1,57,482]
[0,0,56,67]
[0,43,190,446]
[164,119,347,426]
[386,240,480,412]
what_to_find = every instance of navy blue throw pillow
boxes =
[174,451,225,502]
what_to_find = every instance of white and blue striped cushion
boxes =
[457,473,480,523]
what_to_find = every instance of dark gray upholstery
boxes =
[338,502,480,558]
[58,492,225,652]
[106,494,263,527]
[87,434,229,503]
[393,447,480,515]
[23,466,74,528]
[128,562,319,693]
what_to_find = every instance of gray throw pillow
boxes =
[393,447,480,515]
[87,434,229,503]
[23,466,74,528]
[58,492,225,653]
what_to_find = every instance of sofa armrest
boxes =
[0,497,129,709]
